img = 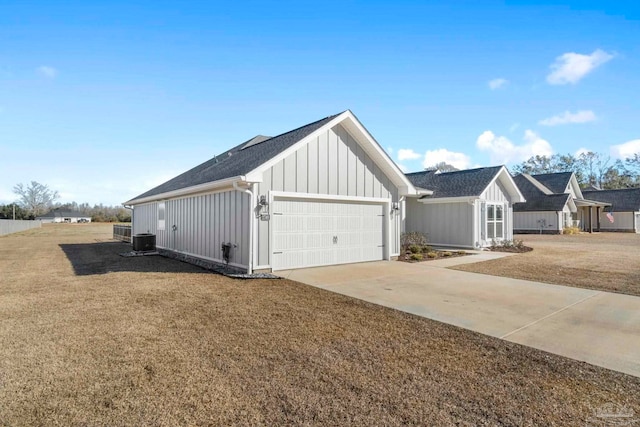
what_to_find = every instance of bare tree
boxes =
[13,181,60,217]
[425,162,459,173]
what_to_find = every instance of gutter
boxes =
[123,175,248,206]
[233,181,255,275]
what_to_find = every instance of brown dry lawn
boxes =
[453,233,640,297]
[1,224,639,426]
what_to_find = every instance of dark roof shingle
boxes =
[582,188,640,211]
[129,113,340,202]
[512,174,570,211]
[530,172,573,194]
[405,166,503,198]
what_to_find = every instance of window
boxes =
[158,202,165,231]
[487,203,503,240]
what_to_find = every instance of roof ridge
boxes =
[521,174,554,195]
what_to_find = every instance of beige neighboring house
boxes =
[513,172,609,233]
[36,209,92,223]
[582,188,640,233]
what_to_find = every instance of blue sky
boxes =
[1,1,638,205]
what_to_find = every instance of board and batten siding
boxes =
[405,198,474,248]
[254,124,401,268]
[513,211,562,232]
[592,211,639,232]
[132,190,251,268]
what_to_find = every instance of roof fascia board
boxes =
[483,166,526,203]
[418,196,477,204]
[522,174,554,195]
[244,113,348,183]
[244,110,418,196]
[339,111,417,195]
[124,175,247,205]
[569,174,584,199]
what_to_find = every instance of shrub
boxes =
[456,250,466,255]
[426,252,438,258]
[563,226,580,235]
[421,245,433,253]
[408,244,422,254]
[442,251,453,257]
[409,253,423,261]
[401,231,428,252]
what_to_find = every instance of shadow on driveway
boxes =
[59,241,208,276]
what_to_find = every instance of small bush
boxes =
[563,226,580,235]
[426,252,438,258]
[401,231,428,252]
[408,245,422,254]
[442,251,453,257]
[421,245,433,253]
[456,250,466,255]
[409,253,423,261]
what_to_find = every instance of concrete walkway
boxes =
[278,256,640,378]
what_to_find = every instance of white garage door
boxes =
[272,198,385,270]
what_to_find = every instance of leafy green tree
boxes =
[13,181,60,217]
[0,204,31,220]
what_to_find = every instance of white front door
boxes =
[271,198,385,270]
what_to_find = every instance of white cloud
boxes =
[575,147,591,157]
[610,139,640,159]
[488,78,508,90]
[539,110,597,126]
[546,49,614,85]
[397,148,422,161]
[422,149,471,170]
[476,129,553,164]
[37,65,58,78]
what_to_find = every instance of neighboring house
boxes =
[404,166,525,248]
[582,188,640,233]
[124,110,418,273]
[36,209,92,223]
[513,172,609,233]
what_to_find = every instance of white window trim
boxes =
[486,202,505,241]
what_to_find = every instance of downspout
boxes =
[233,181,254,274]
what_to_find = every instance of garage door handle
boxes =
[273,252,283,254]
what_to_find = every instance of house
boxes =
[512,172,609,233]
[582,188,640,233]
[36,209,92,223]
[404,166,525,248]
[124,110,418,273]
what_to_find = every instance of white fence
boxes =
[0,220,42,236]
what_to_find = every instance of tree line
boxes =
[2,181,131,222]
[511,152,640,189]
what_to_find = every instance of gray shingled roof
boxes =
[530,172,573,194]
[129,113,341,202]
[405,166,503,198]
[582,188,640,211]
[513,174,570,211]
[38,209,88,218]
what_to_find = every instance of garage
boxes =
[271,197,386,270]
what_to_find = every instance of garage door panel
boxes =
[272,198,386,270]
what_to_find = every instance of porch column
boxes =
[588,207,593,233]
[596,207,601,232]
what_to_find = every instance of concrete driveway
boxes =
[278,256,640,378]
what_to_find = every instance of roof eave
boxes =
[124,175,254,205]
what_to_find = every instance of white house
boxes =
[513,172,610,233]
[124,110,419,273]
[36,209,92,223]
[582,188,640,233]
[404,166,525,248]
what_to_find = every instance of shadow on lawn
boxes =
[59,241,208,276]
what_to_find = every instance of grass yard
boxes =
[453,232,640,297]
[1,224,639,426]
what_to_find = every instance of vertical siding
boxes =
[255,123,401,267]
[134,190,250,268]
[481,180,509,202]
[513,211,561,232]
[595,211,636,231]
[405,199,474,248]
